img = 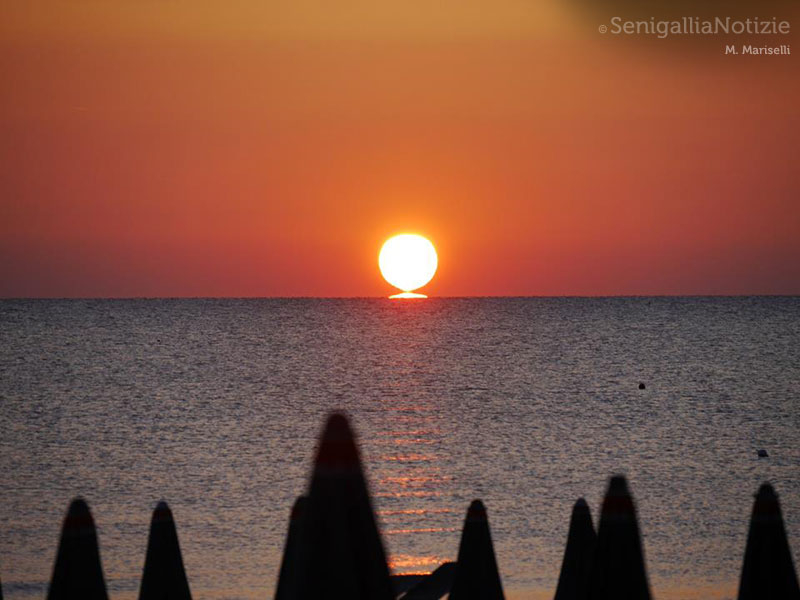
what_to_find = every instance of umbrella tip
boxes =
[319,412,356,446]
[152,501,173,523]
[753,483,780,515]
[314,411,362,473]
[467,499,488,521]
[574,497,590,512]
[602,476,635,517]
[64,498,95,531]
[324,412,351,433]
[756,482,776,498]
[67,497,90,515]
[608,475,629,494]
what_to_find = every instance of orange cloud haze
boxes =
[1,1,798,296]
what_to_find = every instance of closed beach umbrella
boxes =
[738,483,800,600]
[588,476,651,600]
[48,498,108,600]
[139,501,192,600]
[295,412,393,600]
[274,496,308,600]
[402,561,457,600]
[449,500,505,600]
[554,498,597,600]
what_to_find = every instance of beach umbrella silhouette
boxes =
[402,561,457,600]
[554,498,597,600]
[588,476,651,600]
[48,498,108,600]
[274,496,308,600]
[139,501,192,600]
[294,413,394,600]
[737,483,800,600]
[449,500,505,600]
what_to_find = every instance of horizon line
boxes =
[2,294,799,300]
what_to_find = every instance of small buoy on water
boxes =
[757,449,769,458]
[638,382,646,390]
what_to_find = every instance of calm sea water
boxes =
[1,298,799,599]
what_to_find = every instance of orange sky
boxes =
[1,1,798,296]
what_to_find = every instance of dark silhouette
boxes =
[449,500,505,600]
[638,383,646,390]
[757,449,769,458]
[738,483,800,600]
[588,476,651,600]
[391,574,427,597]
[294,413,394,599]
[554,498,597,600]
[48,498,108,600]
[139,501,192,600]
[402,561,457,600]
[274,496,308,600]
[23,413,800,600]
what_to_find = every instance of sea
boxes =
[1,297,798,599]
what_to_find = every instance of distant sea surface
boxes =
[1,298,799,599]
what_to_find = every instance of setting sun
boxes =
[379,234,438,298]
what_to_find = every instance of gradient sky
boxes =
[1,1,798,297]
